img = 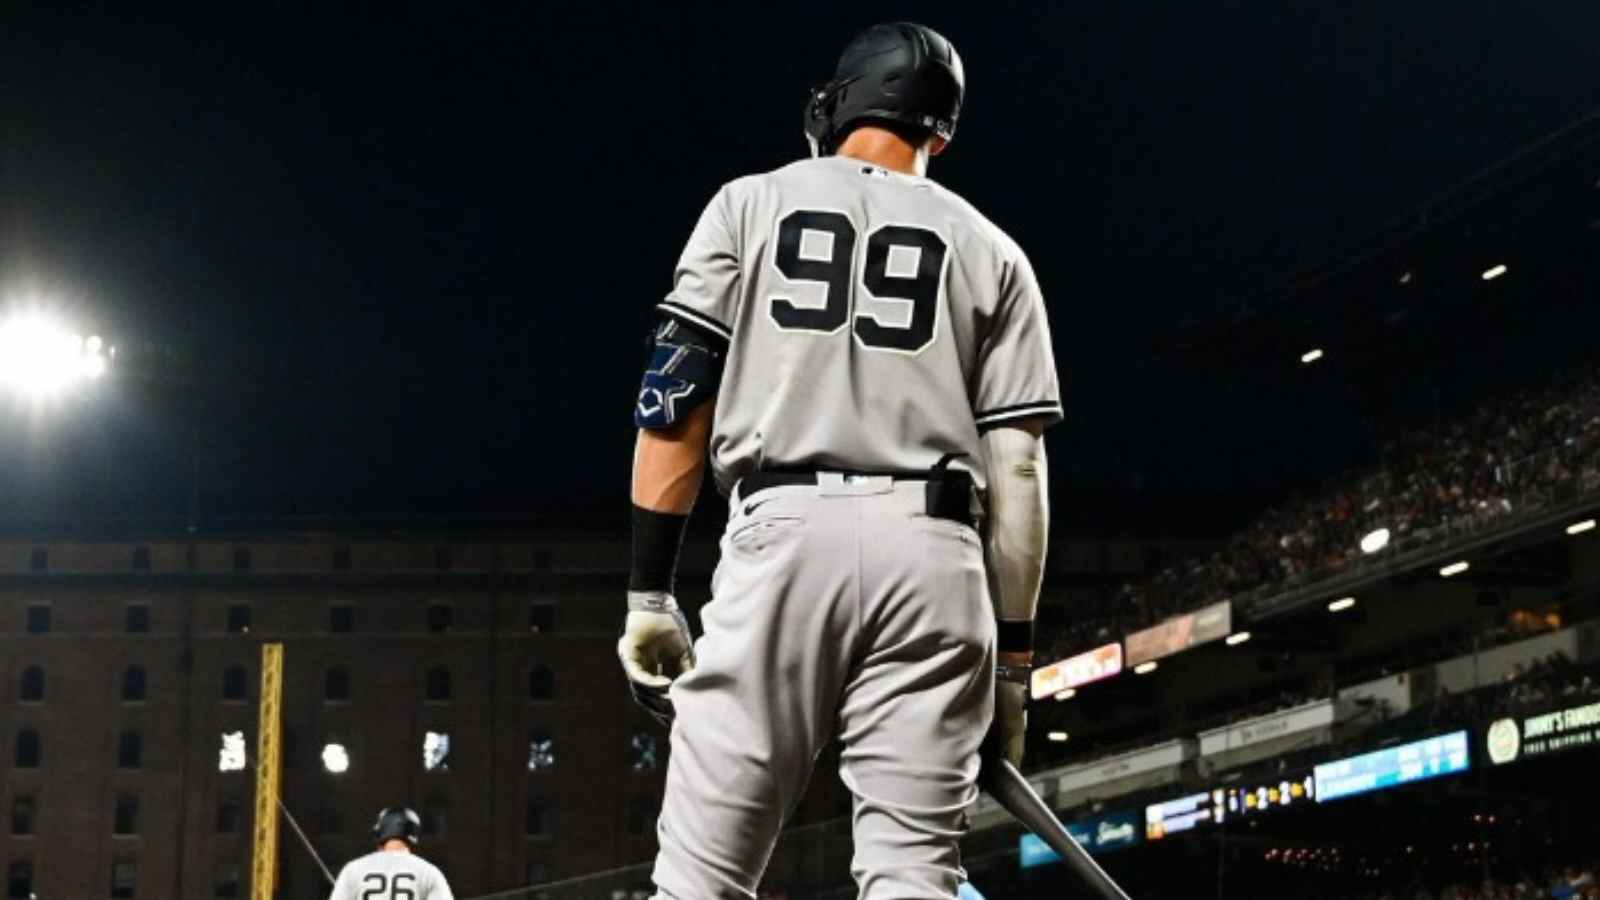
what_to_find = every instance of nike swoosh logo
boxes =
[743,498,775,516]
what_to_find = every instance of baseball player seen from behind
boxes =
[327,807,455,900]
[621,21,1060,900]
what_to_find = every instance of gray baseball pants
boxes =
[652,474,996,900]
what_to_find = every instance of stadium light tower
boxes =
[0,311,114,398]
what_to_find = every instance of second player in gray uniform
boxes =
[327,808,455,900]
[620,22,1060,900]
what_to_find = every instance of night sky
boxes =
[3,2,1598,532]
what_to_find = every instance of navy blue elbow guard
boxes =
[634,317,725,430]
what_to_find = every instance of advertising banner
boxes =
[1485,699,1600,765]
[1030,642,1124,699]
[1019,811,1141,868]
[1125,601,1232,666]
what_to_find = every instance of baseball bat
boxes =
[977,757,1134,900]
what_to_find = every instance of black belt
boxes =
[737,468,978,529]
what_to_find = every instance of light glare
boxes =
[1300,349,1324,364]
[0,313,113,396]
[1567,519,1596,536]
[1481,264,1508,281]
[1439,561,1470,577]
[1134,661,1158,675]
[1053,688,1076,701]
[1226,631,1252,647]
[1047,731,1070,743]
[1328,597,1357,613]
[1360,528,1391,554]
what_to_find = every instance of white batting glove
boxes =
[618,591,696,726]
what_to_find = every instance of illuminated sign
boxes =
[1145,791,1224,841]
[1125,601,1232,666]
[1221,773,1315,817]
[1314,731,1470,803]
[1019,811,1141,867]
[1485,699,1600,765]
[1031,643,1124,699]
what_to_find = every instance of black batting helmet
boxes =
[372,806,422,847]
[803,22,965,157]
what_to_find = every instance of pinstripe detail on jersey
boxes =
[658,301,732,342]
[973,400,1063,430]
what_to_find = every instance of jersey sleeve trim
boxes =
[657,301,732,343]
[974,400,1064,430]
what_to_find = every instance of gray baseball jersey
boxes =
[657,154,1062,494]
[328,851,454,900]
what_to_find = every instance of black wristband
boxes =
[997,619,1035,654]
[630,504,689,593]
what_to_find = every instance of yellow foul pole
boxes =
[252,642,285,900]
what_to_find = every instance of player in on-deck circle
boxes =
[327,807,456,900]
[620,21,1061,900]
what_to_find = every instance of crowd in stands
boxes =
[1340,861,1599,899]
[1048,366,1600,659]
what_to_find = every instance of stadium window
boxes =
[123,666,147,703]
[427,603,452,633]
[422,797,447,836]
[425,666,452,703]
[132,545,151,572]
[216,799,242,834]
[333,545,351,571]
[528,664,555,701]
[118,730,143,769]
[627,797,658,836]
[630,733,658,772]
[29,547,46,572]
[434,546,452,571]
[10,796,35,835]
[111,858,137,899]
[126,604,150,633]
[19,666,44,703]
[325,666,351,703]
[114,794,140,835]
[527,733,555,771]
[223,665,249,702]
[524,797,552,838]
[329,604,354,633]
[232,547,251,573]
[25,604,50,634]
[7,861,33,900]
[318,805,343,835]
[218,731,247,773]
[529,601,557,633]
[214,862,241,899]
[423,731,451,772]
[15,729,40,768]
[226,604,251,634]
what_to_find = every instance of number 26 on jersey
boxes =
[768,210,948,354]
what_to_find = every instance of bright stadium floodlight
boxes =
[1134,661,1158,675]
[1328,597,1357,613]
[1440,561,1470,578]
[322,743,350,774]
[1481,264,1508,281]
[1047,731,1069,743]
[1226,631,1252,647]
[1300,348,1324,364]
[1360,527,1391,554]
[1567,519,1596,536]
[0,312,114,397]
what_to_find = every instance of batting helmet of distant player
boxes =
[803,22,965,157]
[372,806,422,847]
